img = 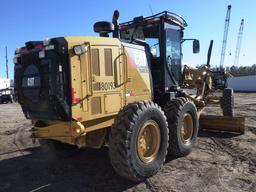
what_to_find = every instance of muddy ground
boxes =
[0,93,255,192]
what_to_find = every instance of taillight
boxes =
[71,88,81,104]
[71,88,75,103]
[34,44,44,49]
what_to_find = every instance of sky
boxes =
[0,0,255,79]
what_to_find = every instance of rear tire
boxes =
[109,101,169,181]
[163,98,198,157]
[221,88,234,116]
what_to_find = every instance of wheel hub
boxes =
[137,120,161,164]
[180,113,194,144]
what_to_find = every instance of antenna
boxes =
[149,5,154,15]
[5,46,9,79]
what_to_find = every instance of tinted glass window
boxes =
[165,24,182,85]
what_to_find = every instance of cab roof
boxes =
[120,11,188,29]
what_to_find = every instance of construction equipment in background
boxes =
[14,10,244,181]
[212,69,233,90]
[0,47,13,104]
[234,19,244,66]
[219,5,232,69]
[212,5,232,90]
[0,87,14,104]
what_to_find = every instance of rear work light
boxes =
[15,47,21,54]
[39,51,45,59]
[45,45,55,50]
[73,44,88,56]
[43,38,51,46]
[13,55,20,64]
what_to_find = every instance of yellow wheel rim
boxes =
[180,113,194,144]
[137,120,161,164]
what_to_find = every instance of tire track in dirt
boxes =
[145,176,175,192]
[197,139,224,155]
[211,138,255,162]
[12,126,26,155]
[210,137,256,191]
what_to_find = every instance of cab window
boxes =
[165,23,182,85]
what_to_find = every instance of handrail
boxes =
[113,52,128,88]
[120,11,187,28]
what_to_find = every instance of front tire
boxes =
[221,88,234,116]
[109,101,169,181]
[164,98,198,157]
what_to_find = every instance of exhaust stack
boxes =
[112,10,120,38]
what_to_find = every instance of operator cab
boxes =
[119,11,199,101]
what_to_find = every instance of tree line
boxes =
[212,64,256,77]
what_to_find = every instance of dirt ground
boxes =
[0,93,255,192]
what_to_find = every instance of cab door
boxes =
[81,44,125,120]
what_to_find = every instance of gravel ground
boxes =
[0,93,255,192]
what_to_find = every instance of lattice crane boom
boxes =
[220,5,232,68]
[234,19,244,66]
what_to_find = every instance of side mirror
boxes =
[193,40,200,54]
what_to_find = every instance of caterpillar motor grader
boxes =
[14,10,244,181]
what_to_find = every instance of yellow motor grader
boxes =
[14,10,244,181]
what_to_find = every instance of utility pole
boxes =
[234,19,244,66]
[220,5,232,69]
[5,46,9,79]
[0,51,1,78]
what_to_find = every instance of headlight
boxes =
[73,44,88,56]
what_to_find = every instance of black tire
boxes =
[39,139,77,159]
[221,88,234,116]
[163,98,198,157]
[109,101,169,181]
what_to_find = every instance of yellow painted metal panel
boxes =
[104,93,121,114]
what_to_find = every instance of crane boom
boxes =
[234,19,244,66]
[220,5,232,68]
